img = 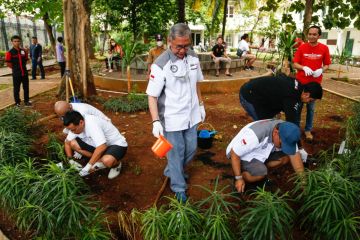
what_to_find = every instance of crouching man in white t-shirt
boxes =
[63,110,127,179]
[226,119,304,193]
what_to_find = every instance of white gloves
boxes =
[200,105,206,122]
[312,68,323,78]
[73,151,82,159]
[152,121,164,138]
[79,163,92,177]
[302,66,313,76]
[299,148,308,163]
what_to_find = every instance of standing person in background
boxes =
[56,37,66,77]
[146,34,166,79]
[146,23,205,203]
[30,36,45,80]
[5,35,31,107]
[293,26,331,141]
[238,33,256,71]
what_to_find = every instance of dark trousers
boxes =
[105,56,121,70]
[13,74,29,104]
[59,62,66,77]
[31,59,45,79]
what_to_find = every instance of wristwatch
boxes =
[234,175,243,180]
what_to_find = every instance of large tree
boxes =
[59,0,96,98]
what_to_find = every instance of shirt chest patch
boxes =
[170,65,178,73]
[303,53,322,60]
[190,64,197,70]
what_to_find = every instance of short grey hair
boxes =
[169,23,191,40]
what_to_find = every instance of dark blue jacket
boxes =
[30,44,42,60]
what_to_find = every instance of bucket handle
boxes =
[197,122,215,131]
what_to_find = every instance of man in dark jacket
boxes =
[239,74,323,124]
[5,35,31,107]
[30,36,45,80]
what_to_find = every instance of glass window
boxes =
[227,5,234,18]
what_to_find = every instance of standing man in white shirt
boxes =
[62,111,127,179]
[146,23,205,203]
[238,33,256,70]
[227,119,304,193]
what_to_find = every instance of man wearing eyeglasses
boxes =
[146,23,205,203]
[227,119,304,193]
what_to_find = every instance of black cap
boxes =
[155,34,163,41]
[304,82,323,99]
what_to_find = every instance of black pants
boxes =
[59,62,66,77]
[13,74,29,104]
[31,59,45,79]
[105,56,121,70]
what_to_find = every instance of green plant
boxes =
[0,107,40,134]
[103,93,148,112]
[140,205,168,240]
[165,197,203,240]
[0,128,32,165]
[46,133,67,162]
[276,30,297,74]
[239,187,295,240]
[293,168,360,239]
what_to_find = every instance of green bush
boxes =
[103,93,148,112]
[0,159,111,239]
[293,168,360,239]
[239,187,295,240]
[0,128,32,165]
[46,133,66,162]
[0,107,40,134]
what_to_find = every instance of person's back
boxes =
[71,102,110,121]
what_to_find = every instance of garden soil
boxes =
[0,88,354,239]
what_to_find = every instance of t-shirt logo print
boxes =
[170,65,178,73]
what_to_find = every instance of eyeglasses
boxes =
[174,44,191,50]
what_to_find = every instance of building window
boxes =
[225,35,233,48]
[227,5,234,18]
[320,32,328,39]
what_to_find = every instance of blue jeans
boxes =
[31,59,45,79]
[239,93,258,120]
[164,124,198,193]
[296,101,315,131]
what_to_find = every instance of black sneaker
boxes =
[249,66,255,70]
[24,102,32,107]
[15,103,21,107]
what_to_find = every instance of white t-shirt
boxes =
[146,49,204,131]
[238,39,250,56]
[66,115,127,147]
[71,103,110,121]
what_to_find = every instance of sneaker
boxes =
[109,69,113,73]
[305,131,313,141]
[15,103,21,107]
[24,102,32,107]
[175,191,187,203]
[249,66,255,70]
[245,67,252,71]
[108,162,122,179]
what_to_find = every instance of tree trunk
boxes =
[177,0,186,23]
[302,0,314,39]
[221,0,228,39]
[0,18,9,50]
[43,12,57,58]
[127,65,131,93]
[87,13,95,59]
[58,0,96,99]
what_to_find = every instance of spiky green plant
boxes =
[103,93,148,112]
[293,168,360,239]
[276,30,297,74]
[327,214,360,240]
[140,205,168,240]
[0,128,32,165]
[239,187,295,240]
[46,133,67,162]
[0,107,40,134]
[204,213,234,240]
[165,197,203,240]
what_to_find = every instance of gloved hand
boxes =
[152,121,164,138]
[299,148,308,163]
[312,68,323,78]
[199,105,206,122]
[73,151,82,159]
[79,163,92,177]
[69,159,83,171]
[302,66,313,76]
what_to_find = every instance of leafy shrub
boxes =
[0,107,40,134]
[140,205,168,240]
[0,159,111,239]
[293,168,360,239]
[239,187,295,240]
[0,128,32,165]
[103,93,148,112]
[46,133,66,162]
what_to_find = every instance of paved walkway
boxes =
[0,59,57,76]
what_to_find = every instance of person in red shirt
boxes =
[5,35,31,107]
[293,26,331,141]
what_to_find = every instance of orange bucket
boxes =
[151,135,173,157]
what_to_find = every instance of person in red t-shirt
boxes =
[293,26,331,141]
[5,35,31,107]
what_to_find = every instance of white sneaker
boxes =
[108,162,122,179]
[69,159,83,171]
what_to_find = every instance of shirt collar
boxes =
[167,48,186,63]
